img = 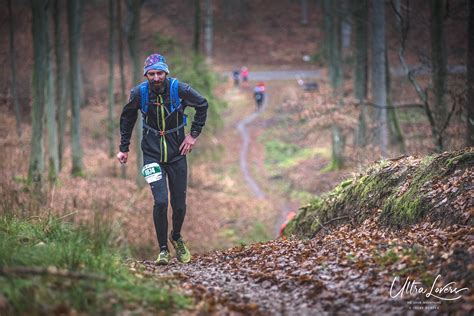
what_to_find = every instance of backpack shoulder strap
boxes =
[169,77,181,112]
[139,81,149,114]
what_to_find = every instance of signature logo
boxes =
[390,275,469,301]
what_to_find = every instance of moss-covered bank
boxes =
[283,148,473,238]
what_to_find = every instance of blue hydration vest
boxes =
[138,77,187,126]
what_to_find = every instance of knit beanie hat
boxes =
[143,53,170,75]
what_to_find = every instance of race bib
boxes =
[142,163,162,183]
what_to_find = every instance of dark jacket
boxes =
[119,78,208,163]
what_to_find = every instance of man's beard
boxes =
[149,79,165,91]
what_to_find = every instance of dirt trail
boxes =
[236,95,268,199]
[234,70,322,235]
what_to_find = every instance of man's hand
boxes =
[179,134,197,155]
[117,152,128,164]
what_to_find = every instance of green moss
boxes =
[446,152,474,168]
[383,196,423,225]
[285,149,473,238]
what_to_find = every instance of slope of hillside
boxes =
[284,149,473,237]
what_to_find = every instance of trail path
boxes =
[236,97,268,199]
[234,69,323,198]
[234,70,322,235]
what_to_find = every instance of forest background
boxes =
[0,0,472,314]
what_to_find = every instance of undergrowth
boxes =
[0,215,190,315]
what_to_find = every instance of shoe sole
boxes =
[177,255,191,263]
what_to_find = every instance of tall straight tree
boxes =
[117,0,127,179]
[67,0,84,175]
[126,0,145,187]
[8,0,21,137]
[53,0,67,170]
[468,0,474,146]
[353,0,368,147]
[108,0,116,158]
[45,3,59,181]
[117,0,127,105]
[29,0,48,185]
[385,49,405,153]
[301,0,308,25]
[204,0,213,62]
[431,0,447,151]
[193,0,201,54]
[371,0,388,157]
[324,0,344,169]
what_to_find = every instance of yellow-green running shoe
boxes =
[156,249,171,265]
[169,235,191,263]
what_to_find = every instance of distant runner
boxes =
[241,66,249,86]
[232,69,240,87]
[254,81,266,111]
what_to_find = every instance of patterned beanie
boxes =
[143,53,170,75]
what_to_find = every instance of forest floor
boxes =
[129,78,472,315]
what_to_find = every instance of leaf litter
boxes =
[132,211,472,315]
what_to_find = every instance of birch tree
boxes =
[371,0,388,157]
[324,0,344,169]
[301,0,308,25]
[117,0,127,178]
[53,0,67,170]
[29,0,48,185]
[385,49,405,153]
[45,3,59,181]
[117,0,127,105]
[108,0,116,158]
[468,0,474,146]
[7,0,21,137]
[193,0,201,54]
[353,0,368,147]
[431,0,447,151]
[126,0,145,187]
[67,0,84,175]
[204,0,213,63]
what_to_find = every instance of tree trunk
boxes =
[193,0,201,54]
[45,3,59,182]
[353,0,368,147]
[7,0,21,138]
[29,0,48,185]
[371,0,388,157]
[431,0,447,152]
[385,49,405,154]
[204,0,213,63]
[117,0,127,178]
[301,0,308,25]
[324,0,344,169]
[126,0,145,187]
[67,0,84,176]
[468,0,474,146]
[117,0,126,105]
[108,0,116,158]
[53,0,67,171]
[341,0,351,50]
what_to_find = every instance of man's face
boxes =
[146,70,167,89]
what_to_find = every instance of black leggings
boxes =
[144,156,187,250]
